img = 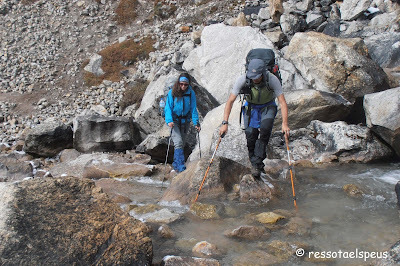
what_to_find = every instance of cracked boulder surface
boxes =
[0,177,153,265]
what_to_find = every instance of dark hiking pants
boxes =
[244,105,278,168]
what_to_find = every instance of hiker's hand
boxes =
[219,124,228,137]
[168,122,174,128]
[195,125,201,132]
[282,123,290,137]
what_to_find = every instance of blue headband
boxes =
[179,77,189,83]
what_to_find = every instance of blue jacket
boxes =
[164,86,199,126]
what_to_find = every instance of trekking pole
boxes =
[284,133,298,210]
[192,134,224,205]
[197,131,201,159]
[161,127,173,191]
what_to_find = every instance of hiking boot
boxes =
[251,167,261,179]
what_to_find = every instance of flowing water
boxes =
[117,162,400,265]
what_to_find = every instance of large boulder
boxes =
[161,156,250,205]
[73,114,141,153]
[135,70,177,135]
[183,23,275,104]
[278,57,312,91]
[285,32,390,104]
[188,100,250,167]
[274,89,352,130]
[269,120,394,163]
[23,121,73,157]
[364,87,400,157]
[0,177,152,265]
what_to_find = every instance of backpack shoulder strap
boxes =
[264,71,270,87]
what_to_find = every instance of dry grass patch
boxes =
[83,37,155,87]
[115,0,139,25]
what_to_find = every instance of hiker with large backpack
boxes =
[164,73,201,173]
[219,49,290,178]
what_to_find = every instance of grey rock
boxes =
[240,174,273,203]
[134,71,178,135]
[258,7,271,20]
[183,24,275,104]
[83,54,105,76]
[73,114,140,153]
[296,0,314,12]
[306,12,326,29]
[224,224,271,240]
[285,32,389,103]
[364,87,400,157]
[280,13,307,40]
[322,19,340,37]
[189,100,250,166]
[340,0,372,21]
[24,121,73,158]
[364,32,400,68]
[274,89,352,130]
[0,153,33,182]
[270,120,393,163]
[264,30,285,48]
[161,157,250,205]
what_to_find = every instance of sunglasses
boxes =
[179,83,189,87]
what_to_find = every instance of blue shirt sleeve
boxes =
[190,88,199,126]
[164,89,174,124]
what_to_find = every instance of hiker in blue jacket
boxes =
[165,73,200,172]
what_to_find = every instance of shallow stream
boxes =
[115,162,400,265]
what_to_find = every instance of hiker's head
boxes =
[173,73,191,97]
[247,59,264,81]
[179,76,190,90]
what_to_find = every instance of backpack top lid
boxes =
[245,48,276,71]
